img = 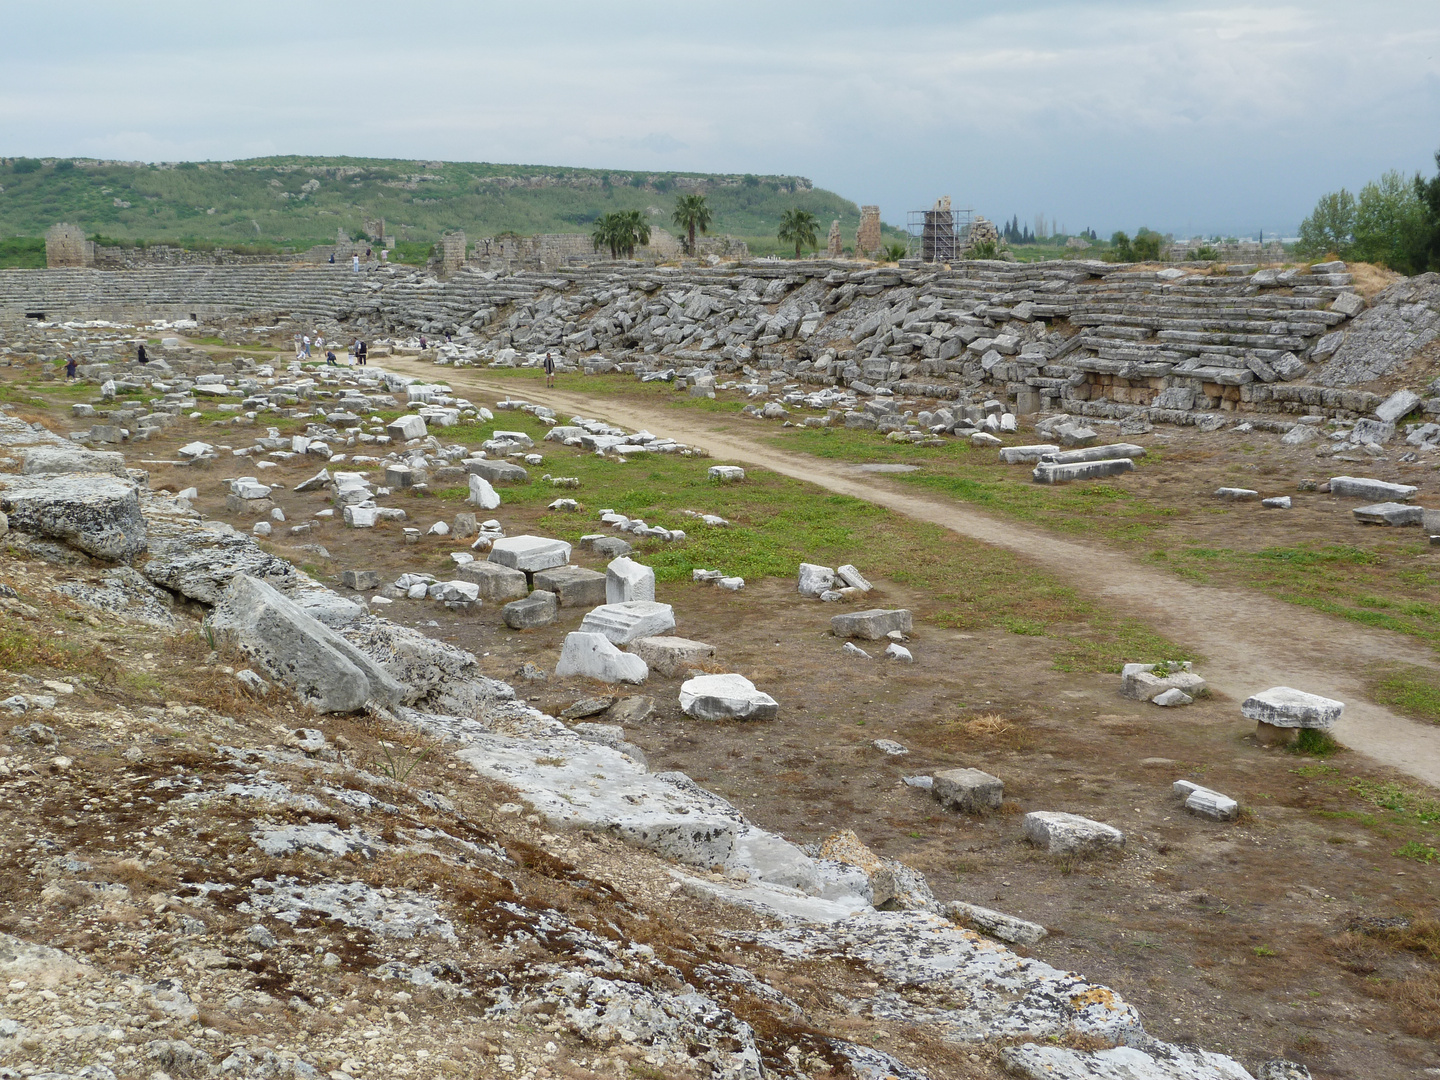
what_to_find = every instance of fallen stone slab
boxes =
[835,564,872,592]
[20,446,128,478]
[467,459,529,484]
[1353,502,1425,525]
[1242,686,1343,747]
[679,673,778,721]
[581,533,634,558]
[1022,811,1125,856]
[0,474,147,561]
[340,569,380,591]
[998,444,1059,464]
[606,556,655,604]
[561,696,615,720]
[1262,496,1292,509]
[555,632,648,684]
[503,591,558,630]
[708,465,745,482]
[533,565,607,608]
[580,601,676,644]
[944,900,1047,946]
[1174,780,1239,821]
[489,535,571,573]
[830,608,912,640]
[1152,687,1194,706]
[871,739,909,756]
[1120,663,1206,702]
[1375,388,1422,424]
[798,563,836,597]
[467,474,500,510]
[386,415,427,441]
[204,574,405,713]
[1329,475,1417,502]
[1214,487,1259,501]
[1045,443,1147,465]
[457,560,529,601]
[1031,458,1135,484]
[884,642,913,662]
[932,768,1004,813]
[628,635,715,677]
[842,641,871,659]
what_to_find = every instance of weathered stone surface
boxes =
[606,556,655,604]
[835,564,872,592]
[1032,458,1135,484]
[341,617,512,717]
[708,465,745,482]
[1375,389,1422,424]
[797,563,836,597]
[831,608,912,640]
[932,768,1004,813]
[944,900,1047,946]
[205,575,405,713]
[467,458,529,484]
[457,559,529,601]
[20,446,128,478]
[629,635,715,677]
[1121,664,1207,702]
[679,673,778,721]
[1022,811,1125,855]
[1353,501,1424,525]
[503,590,558,629]
[1046,443,1146,465]
[1152,687,1194,706]
[489,535,571,572]
[1214,487,1259,501]
[999,444,1060,464]
[815,830,935,910]
[1241,686,1343,730]
[0,474,146,560]
[581,600,676,644]
[555,632,648,683]
[340,569,380,591]
[1319,275,1440,387]
[386,414,427,441]
[467,473,500,510]
[1329,475,1417,502]
[533,565,607,608]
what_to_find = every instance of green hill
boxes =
[0,155,903,262]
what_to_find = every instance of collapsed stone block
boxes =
[457,560,529,601]
[555,631,648,684]
[932,768,1004,813]
[489,535,571,573]
[1021,811,1125,856]
[679,673,778,721]
[579,601,676,644]
[503,591,558,630]
[628,635,715,677]
[606,556,655,604]
[831,608,912,641]
[534,566,607,608]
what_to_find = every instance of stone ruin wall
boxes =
[1,258,1434,432]
[44,223,93,268]
[856,206,881,257]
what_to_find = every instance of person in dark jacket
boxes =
[357,340,368,366]
[137,343,148,364]
[65,356,77,379]
[544,352,556,387]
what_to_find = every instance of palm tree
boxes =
[777,208,819,258]
[591,210,652,259]
[671,193,713,256]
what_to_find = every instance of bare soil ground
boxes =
[3,346,1439,1079]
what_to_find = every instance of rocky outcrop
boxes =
[0,474,146,561]
[1318,273,1440,386]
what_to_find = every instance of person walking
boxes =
[315,334,324,354]
[357,340,368,366]
[544,352,556,388]
[302,334,311,358]
[64,355,77,380]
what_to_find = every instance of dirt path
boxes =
[389,359,1440,787]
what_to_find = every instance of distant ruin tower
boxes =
[439,231,468,275]
[921,196,956,263]
[45,223,93,268]
[826,219,843,257]
[855,206,881,258]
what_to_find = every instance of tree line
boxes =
[1297,148,1440,273]
[590,195,825,259]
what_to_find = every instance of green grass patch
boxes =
[1368,664,1440,725]
[1394,840,1438,864]
[1288,728,1342,758]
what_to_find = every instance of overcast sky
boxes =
[5,1,1438,237]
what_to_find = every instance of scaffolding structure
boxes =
[906,202,973,263]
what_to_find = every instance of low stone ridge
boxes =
[1022,811,1126,855]
[679,673,779,721]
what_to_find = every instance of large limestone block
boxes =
[489,535,571,573]
[467,474,500,510]
[204,575,405,713]
[1241,687,1343,730]
[0,474,147,561]
[1120,664,1207,702]
[606,556,655,604]
[457,560,529,601]
[555,632,648,684]
[21,446,128,478]
[467,459,529,484]
[1032,458,1135,484]
[503,591,558,629]
[629,636,715,677]
[1021,811,1125,855]
[386,414,427,441]
[1329,476,1417,502]
[679,673,778,721]
[944,900,1047,946]
[831,608,912,641]
[580,601,676,644]
[798,563,836,597]
[932,768,1004,813]
[534,565,607,608]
